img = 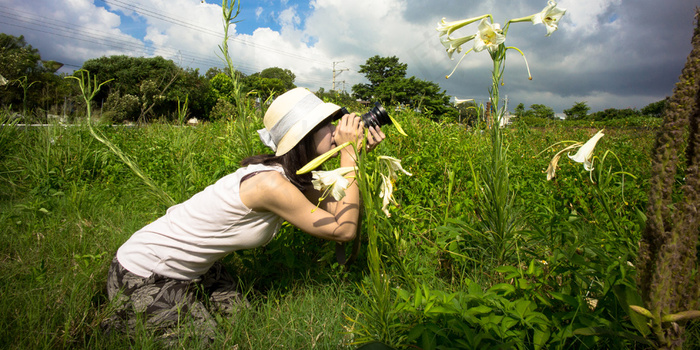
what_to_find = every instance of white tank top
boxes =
[117,163,287,280]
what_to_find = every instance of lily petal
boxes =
[311,167,356,201]
[379,173,396,217]
[532,0,566,36]
[441,34,476,59]
[568,130,604,172]
[378,155,412,180]
[474,18,505,52]
[436,15,489,38]
[544,143,581,180]
[297,141,352,174]
[454,97,474,105]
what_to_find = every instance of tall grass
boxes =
[0,103,662,348]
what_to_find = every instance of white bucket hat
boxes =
[258,87,341,156]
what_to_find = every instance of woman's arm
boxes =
[240,170,360,242]
[240,114,364,242]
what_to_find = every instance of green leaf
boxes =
[516,278,530,290]
[488,283,516,295]
[612,284,651,336]
[549,291,579,307]
[573,327,653,346]
[513,299,532,319]
[533,328,551,350]
[466,305,493,316]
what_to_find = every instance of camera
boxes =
[338,102,392,128]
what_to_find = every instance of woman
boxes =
[104,87,385,337]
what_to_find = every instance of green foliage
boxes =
[352,55,456,121]
[454,100,483,125]
[563,101,590,120]
[243,75,287,101]
[514,102,525,117]
[209,72,237,104]
[102,91,140,123]
[209,97,237,121]
[316,88,364,110]
[353,56,407,98]
[0,34,71,116]
[0,109,664,348]
[525,103,556,119]
[640,99,667,118]
[79,56,211,122]
[0,34,42,80]
[589,108,642,121]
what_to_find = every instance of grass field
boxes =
[2,110,690,349]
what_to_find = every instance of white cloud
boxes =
[558,0,622,35]
[0,0,693,111]
[278,6,301,29]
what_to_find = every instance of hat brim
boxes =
[275,102,341,156]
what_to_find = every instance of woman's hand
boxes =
[365,125,386,152]
[333,113,364,158]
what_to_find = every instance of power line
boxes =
[0,6,334,87]
[97,0,329,64]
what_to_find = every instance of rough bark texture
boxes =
[637,8,700,349]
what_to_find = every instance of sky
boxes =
[0,0,697,113]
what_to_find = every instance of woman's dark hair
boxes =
[241,117,333,191]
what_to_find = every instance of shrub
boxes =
[209,97,236,120]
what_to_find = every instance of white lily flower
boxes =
[379,173,397,217]
[436,15,489,38]
[441,34,476,60]
[568,130,605,171]
[544,143,581,180]
[378,156,412,180]
[532,0,566,37]
[474,18,505,52]
[311,167,356,201]
[454,97,474,105]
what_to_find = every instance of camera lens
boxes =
[361,102,392,128]
[335,102,393,128]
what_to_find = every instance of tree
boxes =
[563,101,590,120]
[514,103,525,117]
[0,34,42,80]
[81,55,181,103]
[589,108,641,120]
[0,34,49,112]
[640,99,667,118]
[352,55,407,102]
[81,56,211,121]
[351,55,456,120]
[210,73,236,104]
[526,104,555,119]
[258,67,296,90]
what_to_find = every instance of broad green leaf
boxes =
[488,283,516,295]
[613,284,651,336]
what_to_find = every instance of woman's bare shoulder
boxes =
[239,170,296,210]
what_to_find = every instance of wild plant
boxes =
[633,10,700,348]
[436,1,566,265]
[66,70,176,208]
[295,119,411,347]
[12,75,40,118]
[218,0,261,161]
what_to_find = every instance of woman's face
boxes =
[312,121,337,156]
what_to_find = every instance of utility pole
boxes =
[332,61,349,91]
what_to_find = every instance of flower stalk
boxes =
[636,9,700,348]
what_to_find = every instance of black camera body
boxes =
[338,102,392,128]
